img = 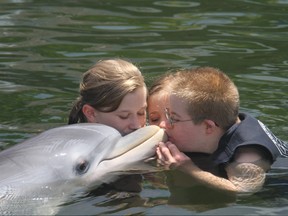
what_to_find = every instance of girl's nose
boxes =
[159,119,167,129]
[130,117,142,130]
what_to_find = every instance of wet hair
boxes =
[148,72,174,97]
[165,67,239,130]
[147,72,176,120]
[68,58,146,124]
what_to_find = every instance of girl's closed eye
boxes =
[137,111,146,116]
[148,113,161,124]
[118,110,146,120]
[118,114,129,120]
[149,117,160,123]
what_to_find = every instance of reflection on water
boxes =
[0,0,287,215]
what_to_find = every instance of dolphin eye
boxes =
[75,159,90,175]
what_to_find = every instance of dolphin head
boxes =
[41,123,167,188]
[0,123,166,214]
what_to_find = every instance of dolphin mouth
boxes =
[104,125,167,161]
[91,125,167,181]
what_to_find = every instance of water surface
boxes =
[0,0,287,215]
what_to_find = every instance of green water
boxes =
[0,0,287,215]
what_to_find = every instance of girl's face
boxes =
[88,86,147,135]
[147,91,169,127]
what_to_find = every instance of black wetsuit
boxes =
[212,113,288,165]
[167,113,288,206]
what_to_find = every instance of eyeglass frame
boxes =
[164,108,193,127]
[164,108,219,128]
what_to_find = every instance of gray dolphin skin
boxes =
[0,123,167,215]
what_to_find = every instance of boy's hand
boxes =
[156,141,193,171]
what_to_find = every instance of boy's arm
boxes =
[225,146,271,193]
[157,142,271,194]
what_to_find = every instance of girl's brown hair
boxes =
[68,59,146,124]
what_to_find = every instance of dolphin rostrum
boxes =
[0,123,167,215]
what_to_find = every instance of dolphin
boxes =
[0,123,167,215]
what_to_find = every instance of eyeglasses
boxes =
[164,108,193,128]
[164,108,219,128]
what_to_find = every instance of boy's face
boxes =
[164,94,209,153]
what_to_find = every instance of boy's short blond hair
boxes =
[171,67,239,130]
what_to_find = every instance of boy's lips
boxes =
[167,135,174,143]
[164,131,176,143]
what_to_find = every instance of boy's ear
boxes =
[204,119,218,134]
[82,104,97,123]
